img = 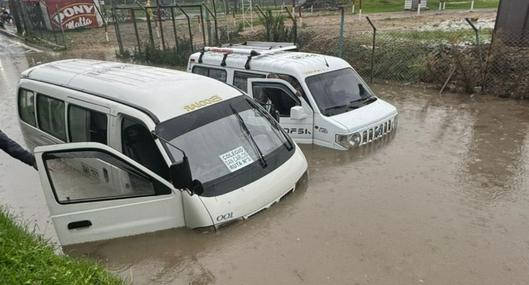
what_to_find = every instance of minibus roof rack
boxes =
[199,42,298,70]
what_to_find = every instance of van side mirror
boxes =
[169,156,193,190]
[290,106,307,120]
[169,157,204,195]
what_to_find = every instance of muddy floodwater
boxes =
[1,34,529,284]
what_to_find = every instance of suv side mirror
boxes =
[290,106,307,120]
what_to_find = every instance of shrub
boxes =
[258,9,295,42]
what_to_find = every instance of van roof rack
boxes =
[199,42,298,70]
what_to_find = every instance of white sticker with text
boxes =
[219,146,254,172]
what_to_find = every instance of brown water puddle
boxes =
[1,34,528,284]
[67,88,529,285]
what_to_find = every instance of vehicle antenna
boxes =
[323,56,330,68]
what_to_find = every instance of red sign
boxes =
[47,0,102,30]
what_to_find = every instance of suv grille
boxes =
[360,117,396,145]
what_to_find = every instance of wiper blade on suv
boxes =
[230,104,267,168]
[348,96,377,107]
[323,104,348,116]
[361,96,377,104]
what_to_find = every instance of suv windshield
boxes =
[305,68,377,116]
[155,96,293,197]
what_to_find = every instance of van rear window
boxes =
[18,89,36,127]
[68,105,108,144]
[192,66,227,82]
[37,94,66,141]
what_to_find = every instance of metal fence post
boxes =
[155,0,166,50]
[283,6,297,44]
[465,17,484,86]
[212,0,220,45]
[131,9,142,53]
[199,5,207,47]
[204,3,212,45]
[111,0,124,54]
[170,7,179,50]
[337,6,345,58]
[366,16,377,83]
[145,8,155,48]
[174,3,194,52]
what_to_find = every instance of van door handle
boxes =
[67,220,92,230]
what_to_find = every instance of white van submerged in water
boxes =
[17,59,307,245]
[187,42,398,150]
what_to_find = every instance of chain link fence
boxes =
[11,0,66,49]
[297,15,527,98]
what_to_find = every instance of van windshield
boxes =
[155,96,293,197]
[305,68,377,116]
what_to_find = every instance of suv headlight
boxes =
[349,132,362,147]
[335,132,362,149]
[335,134,351,149]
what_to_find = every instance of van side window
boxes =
[43,149,169,204]
[233,71,266,92]
[18,89,37,127]
[121,117,169,179]
[68,105,108,144]
[192,66,227,82]
[253,84,300,117]
[270,73,312,110]
[37,94,66,141]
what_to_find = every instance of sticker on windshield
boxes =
[219,146,254,172]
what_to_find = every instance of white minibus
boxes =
[17,59,307,245]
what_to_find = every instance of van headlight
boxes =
[335,132,362,149]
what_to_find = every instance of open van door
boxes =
[247,79,313,144]
[34,142,185,246]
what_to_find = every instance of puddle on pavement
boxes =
[1,35,529,284]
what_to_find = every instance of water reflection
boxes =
[65,174,309,284]
[460,99,529,203]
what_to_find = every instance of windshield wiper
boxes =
[249,100,294,151]
[324,104,349,115]
[347,96,377,108]
[230,105,267,168]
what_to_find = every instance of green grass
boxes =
[356,0,499,13]
[0,209,123,285]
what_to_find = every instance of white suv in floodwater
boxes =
[17,59,307,246]
[187,42,398,150]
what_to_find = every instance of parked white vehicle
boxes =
[17,59,307,245]
[187,42,398,150]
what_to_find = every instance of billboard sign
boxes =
[46,0,103,30]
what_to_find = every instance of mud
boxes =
[1,32,529,284]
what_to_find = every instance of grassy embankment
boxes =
[0,209,123,285]
[359,0,499,13]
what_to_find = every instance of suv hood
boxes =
[327,98,397,132]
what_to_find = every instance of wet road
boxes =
[1,33,529,284]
